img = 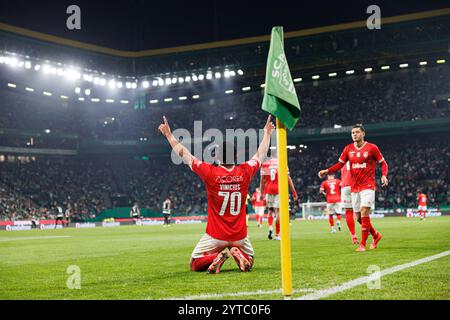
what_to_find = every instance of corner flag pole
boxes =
[276,118,293,299]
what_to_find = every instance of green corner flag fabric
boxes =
[262,26,301,130]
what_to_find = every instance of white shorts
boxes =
[418,206,427,211]
[341,186,352,209]
[191,233,254,259]
[254,207,265,216]
[351,189,375,212]
[326,203,342,215]
[265,194,279,209]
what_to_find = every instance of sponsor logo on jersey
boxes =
[352,163,367,169]
[215,175,243,183]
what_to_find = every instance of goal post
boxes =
[300,201,328,220]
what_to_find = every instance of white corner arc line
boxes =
[296,250,450,300]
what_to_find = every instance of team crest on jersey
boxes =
[363,152,369,158]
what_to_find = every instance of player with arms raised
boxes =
[318,124,388,252]
[159,115,275,273]
[320,174,342,234]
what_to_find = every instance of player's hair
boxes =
[215,141,237,165]
[352,123,365,132]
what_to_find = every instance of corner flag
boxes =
[262,26,301,299]
[262,26,301,130]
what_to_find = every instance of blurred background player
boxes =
[55,204,64,228]
[260,152,298,240]
[251,188,266,228]
[159,115,274,274]
[341,162,359,244]
[320,173,342,234]
[130,203,141,224]
[318,124,388,252]
[162,197,172,227]
[65,205,72,228]
[417,192,428,220]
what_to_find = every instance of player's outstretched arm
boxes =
[318,162,344,178]
[288,175,298,200]
[253,115,275,163]
[158,116,194,167]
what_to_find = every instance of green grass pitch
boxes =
[0,216,449,300]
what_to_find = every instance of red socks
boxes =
[268,214,273,229]
[190,253,218,272]
[345,209,356,236]
[328,215,335,227]
[275,220,280,236]
[361,217,371,247]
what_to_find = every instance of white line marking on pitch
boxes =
[0,236,72,242]
[296,250,450,300]
[161,288,316,300]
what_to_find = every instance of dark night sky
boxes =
[0,0,449,51]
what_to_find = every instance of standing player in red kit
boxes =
[260,155,298,240]
[417,192,428,220]
[159,115,275,273]
[251,188,266,228]
[318,124,388,252]
[320,174,342,234]
[341,162,359,244]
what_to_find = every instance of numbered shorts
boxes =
[265,194,279,209]
[191,233,254,259]
[351,189,375,212]
[326,202,342,215]
[341,186,352,209]
[254,206,265,217]
[418,206,427,211]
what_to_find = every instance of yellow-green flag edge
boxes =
[262,26,301,130]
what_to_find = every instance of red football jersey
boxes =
[321,177,342,203]
[338,142,385,193]
[418,194,427,206]
[191,156,261,241]
[341,162,351,187]
[251,191,266,208]
[261,158,279,195]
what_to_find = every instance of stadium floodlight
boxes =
[25,87,34,92]
[381,65,390,70]
[9,57,18,67]
[91,98,100,102]
[192,75,198,81]
[287,145,296,150]
[120,100,129,104]
[192,95,200,99]
[419,61,427,66]
[260,83,266,88]
[346,70,355,75]
[99,78,106,86]
[106,99,114,103]
[0,56,4,64]
[312,75,320,80]
[34,64,41,71]
[60,95,69,99]
[215,72,222,79]
[242,86,251,91]
[152,80,159,87]
[165,78,172,85]
[142,81,149,88]
[436,59,446,64]
[158,78,164,86]
[230,71,236,77]
[164,98,173,102]
[150,99,158,104]
[66,69,81,80]
[50,67,57,75]
[18,61,25,68]
[198,74,205,80]
[224,70,230,78]
[7,83,16,88]
[399,63,408,68]
[57,68,65,76]
[75,87,81,94]
[179,96,187,101]
[83,74,93,82]
[84,89,91,96]
[364,67,373,72]
[78,97,85,101]
[184,76,191,82]
[237,69,244,75]
[131,83,137,89]
[44,129,51,134]
[125,82,132,89]
[206,73,213,80]
[225,90,234,94]
[328,73,337,77]
[172,77,178,84]
[43,91,52,96]
[116,82,123,88]
[25,61,32,69]
[43,65,51,74]
[94,77,100,85]
[108,80,116,89]
[293,77,302,82]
